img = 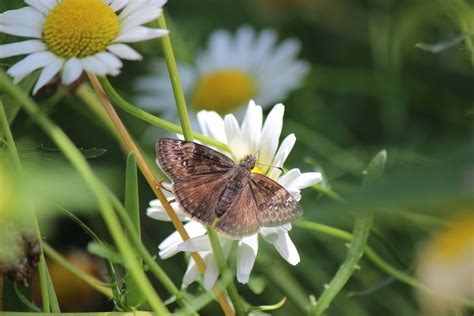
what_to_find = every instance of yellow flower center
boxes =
[430,213,474,262]
[192,70,256,113]
[43,0,119,58]
[252,166,266,175]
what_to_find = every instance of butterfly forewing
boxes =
[156,138,302,238]
[249,173,302,227]
[173,172,232,226]
[157,138,234,180]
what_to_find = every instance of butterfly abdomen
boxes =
[216,166,251,217]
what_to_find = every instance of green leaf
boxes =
[87,241,124,264]
[16,145,106,159]
[13,282,41,312]
[363,150,387,185]
[247,276,267,295]
[0,71,38,136]
[254,297,287,311]
[415,32,470,53]
[124,152,146,309]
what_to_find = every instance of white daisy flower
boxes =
[147,100,322,289]
[135,25,309,128]
[416,212,474,315]
[0,0,168,94]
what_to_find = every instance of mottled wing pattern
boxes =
[249,173,302,227]
[173,172,232,225]
[157,138,301,237]
[157,138,236,225]
[156,138,235,180]
[215,185,260,238]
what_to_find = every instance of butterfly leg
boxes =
[157,181,173,194]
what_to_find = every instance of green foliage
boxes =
[1,0,473,315]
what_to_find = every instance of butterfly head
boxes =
[240,154,257,170]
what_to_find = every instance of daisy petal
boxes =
[182,256,201,286]
[110,0,128,11]
[94,52,123,75]
[203,240,232,290]
[33,58,64,94]
[197,110,227,143]
[108,43,142,60]
[25,0,57,15]
[62,58,83,85]
[236,234,259,284]
[277,168,301,188]
[115,26,168,43]
[252,29,277,65]
[267,133,296,179]
[177,235,212,252]
[0,25,42,39]
[292,172,323,189]
[0,40,46,59]
[262,230,300,265]
[158,221,206,259]
[259,103,284,171]
[118,0,148,19]
[0,7,45,29]
[203,255,220,290]
[147,200,187,222]
[240,100,262,154]
[120,8,163,33]
[224,114,246,160]
[7,51,57,84]
[80,56,109,76]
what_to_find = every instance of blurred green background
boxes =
[1,0,473,315]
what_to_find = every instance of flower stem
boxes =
[107,190,196,314]
[96,77,229,151]
[0,101,21,169]
[87,74,234,315]
[42,243,113,299]
[155,13,237,315]
[0,100,59,313]
[207,227,245,316]
[157,13,193,141]
[295,219,474,309]
[309,212,374,316]
[0,313,154,316]
[123,153,146,308]
[0,70,169,316]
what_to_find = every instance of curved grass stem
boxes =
[207,227,245,316]
[96,77,229,152]
[156,13,193,141]
[87,74,234,316]
[0,70,169,315]
[0,100,59,313]
[295,219,474,309]
[310,212,374,315]
[156,11,239,315]
[107,189,197,314]
[42,243,113,299]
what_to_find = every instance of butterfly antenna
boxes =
[255,162,283,172]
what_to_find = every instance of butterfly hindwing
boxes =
[156,138,235,181]
[249,173,302,227]
[156,138,302,238]
[215,184,260,238]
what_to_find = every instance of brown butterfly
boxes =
[156,138,302,238]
